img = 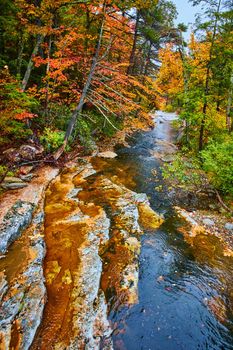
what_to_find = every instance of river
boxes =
[95,112,233,350]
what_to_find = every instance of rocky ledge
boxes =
[0,167,59,349]
[0,159,163,350]
[175,206,233,257]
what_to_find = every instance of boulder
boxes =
[98,151,118,159]
[202,218,215,227]
[2,148,21,162]
[1,177,27,190]
[19,166,34,175]
[19,145,43,160]
[0,211,46,350]
[0,201,34,253]
[19,174,34,182]
[225,223,233,231]
[161,155,175,163]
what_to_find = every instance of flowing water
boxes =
[93,112,233,350]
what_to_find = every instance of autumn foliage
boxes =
[1,0,173,151]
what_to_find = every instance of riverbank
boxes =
[151,112,233,253]
[0,152,162,348]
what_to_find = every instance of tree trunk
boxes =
[198,0,222,152]
[44,35,52,119]
[226,72,233,132]
[21,34,43,92]
[53,3,106,160]
[127,10,140,75]
[17,37,24,78]
[143,42,152,77]
[178,30,190,144]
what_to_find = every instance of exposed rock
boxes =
[0,201,34,253]
[1,176,27,190]
[2,148,21,162]
[0,167,59,349]
[19,165,34,175]
[1,182,27,190]
[161,155,175,163]
[2,176,25,184]
[70,211,113,350]
[98,151,118,158]
[0,272,7,303]
[0,159,163,350]
[81,173,163,309]
[175,207,206,238]
[225,223,233,231]
[202,218,215,226]
[138,202,164,229]
[31,164,113,350]
[19,174,34,182]
[19,144,43,160]
[0,208,46,350]
[0,166,59,224]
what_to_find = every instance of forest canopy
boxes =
[0,0,232,195]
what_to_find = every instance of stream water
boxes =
[94,112,233,350]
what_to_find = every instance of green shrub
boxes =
[0,165,7,178]
[76,118,97,153]
[162,153,202,188]
[41,103,72,131]
[0,117,33,146]
[40,128,65,152]
[165,104,175,113]
[202,139,233,195]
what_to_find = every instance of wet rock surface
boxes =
[0,208,46,350]
[30,160,162,349]
[175,206,233,256]
[2,144,44,163]
[0,201,34,253]
[1,177,27,190]
[98,151,118,159]
[0,167,59,349]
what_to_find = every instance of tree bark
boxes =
[177,29,190,144]
[21,34,43,92]
[198,0,222,152]
[143,42,152,77]
[127,10,140,75]
[53,3,106,160]
[226,71,233,132]
[17,36,24,78]
[44,35,52,119]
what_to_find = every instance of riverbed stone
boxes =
[19,144,44,160]
[19,165,34,175]
[0,209,46,350]
[225,223,233,231]
[161,155,175,163]
[3,148,21,162]
[98,151,118,158]
[0,158,164,349]
[1,176,28,190]
[0,200,34,253]
[1,182,27,190]
[19,173,34,182]
[175,207,206,238]
[203,218,215,226]
[0,272,7,303]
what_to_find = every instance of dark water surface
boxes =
[97,112,233,350]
